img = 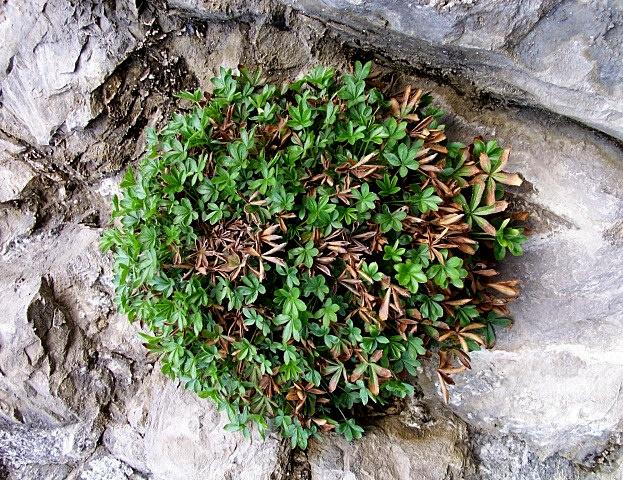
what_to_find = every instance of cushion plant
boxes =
[101,62,526,448]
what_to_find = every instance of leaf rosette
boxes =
[102,62,526,448]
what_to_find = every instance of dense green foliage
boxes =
[102,62,526,448]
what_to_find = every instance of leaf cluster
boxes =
[102,63,526,448]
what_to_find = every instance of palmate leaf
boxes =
[289,241,319,268]
[494,218,528,260]
[172,198,198,227]
[102,62,526,449]
[351,182,379,212]
[455,181,508,234]
[394,260,427,293]
[384,140,421,177]
[477,149,523,205]
[314,299,340,328]
[374,205,407,233]
[411,186,443,213]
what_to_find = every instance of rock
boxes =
[0,218,465,480]
[284,0,623,140]
[5,464,73,480]
[140,369,288,480]
[468,430,623,480]
[468,432,582,480]
[308,401,472,479]
[0,139,34,203]
[167,0,271,20]
[406,72,623,462]
[0,225,145,478]
[0,205,36,252]
[101,363,290,480]
[78,453,145,480]
[0,0,143,145]
[0,164,34,203]
[0,252,110,471]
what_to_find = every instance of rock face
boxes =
[420,77,623,463]
[141,372,286,480]
[0,0,622,479]
[308,401,473,479]
[0,0,142,145]
[285,0,623,141]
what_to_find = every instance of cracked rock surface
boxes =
[285,0,623,141]
[0,0,622,479]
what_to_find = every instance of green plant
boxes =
[102,62,527,448]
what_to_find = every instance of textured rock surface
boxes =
[0,0,622,479]
[0,139,34,203]
[285,0,623,140]
[412,75,623,462]
[0,0,143,145]
[308,400,473,479]
[142,371,286,480]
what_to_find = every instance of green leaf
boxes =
[382,117,407,148]
[275,287,307,321]
[104,64,526,450]
[289,241,319,269]
[314,299,340,328]
[360,261,383,283]
[238,274,266,304]
[351,183,379,212]
[172,198,198,227]
[411,186,442,213]
[287,93,314,130]
[376,174,401,196]
[302,274,330,301]
[374,205,407,233]
[175,88,203,104]
[394,260,427,294]
[384,140,421,177]
[383,241,406,262]
[336,419,364,442]
[416,293,444,322]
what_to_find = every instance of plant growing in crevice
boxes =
[102,62,527,448]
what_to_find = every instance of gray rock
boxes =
[0,0,142,145]
[78,454,144,480]
[308,400,472,479]
[467,432,582,480]
[0,230,114,471]
[284,0,623,140]
[139,370,288,480]
[0,139,34,203]
[411,76,623,462]
[0,205,36,253]
[101,366,290,480]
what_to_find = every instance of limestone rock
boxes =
[78,453,146,480]
[101,366,290,480]
[0,205,36,253]
[0,231,114,472]
[411,75,623,462]
[0,0,142,145]
[468,432,582,480]
[308,401,472,480]
[140,370,287,480]
[0,139,34,203]
[285,0,623,140]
